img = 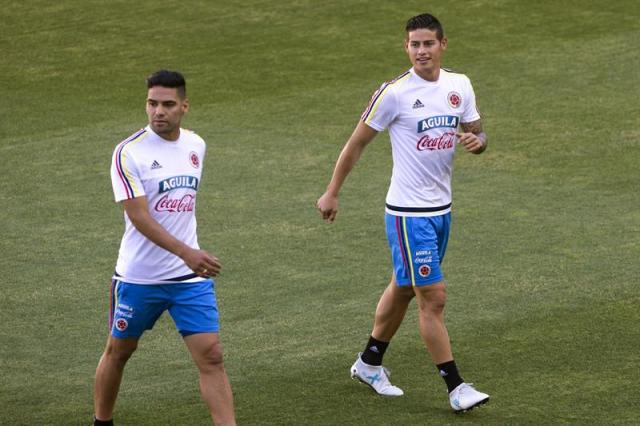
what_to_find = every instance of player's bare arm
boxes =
[457,119,487,154]
[122,197,221,277]
[316,121,379,223]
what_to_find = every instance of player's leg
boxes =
[93,280,167,423]
[350,276,411,396]
[413,281,452,362]
[410,264,472,388]
[350,213,417,396]
[406,213,453,364]
[412,213,489,411]
[368,213,419,350]
[183,333,236,426]
[94,336,138,422]
[371,274,415,342]
[169,280,235,425]
[358,274,414,367]
[413,282,488,411]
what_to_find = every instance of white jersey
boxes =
[362,68,480,216]
[110,125,207,284]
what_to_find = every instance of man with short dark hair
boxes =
[93,70,236,425]
[316,14,490,412]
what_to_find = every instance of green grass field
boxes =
[1,0,639,424]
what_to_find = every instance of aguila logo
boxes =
[447,91,461,108]
[158,176,199,194]
[190,151,200,169]
[155,194,195,213]
[417,131,457,151]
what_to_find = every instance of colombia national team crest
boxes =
[418,265,431,278]
[189,151,200,169]
[447,91,462,109]
[115,318,128,332]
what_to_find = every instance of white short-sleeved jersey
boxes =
[362,68,480,217]
[110,126,207,284]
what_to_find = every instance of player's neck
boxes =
[413,67,440,82]
[151,125,181,142]
[162,130,181,141]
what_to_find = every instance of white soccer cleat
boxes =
[449,382,489,412]
[350,353,404,396]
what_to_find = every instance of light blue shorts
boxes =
[385,212,451,286]
[109,279,219,338]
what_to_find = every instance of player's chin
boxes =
[151,122,171,132]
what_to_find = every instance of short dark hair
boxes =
[405,13,444,40]
[146,69,186,98]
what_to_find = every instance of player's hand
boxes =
[181,248,222,277]
[457,132,485,154]
[316,192,339,223]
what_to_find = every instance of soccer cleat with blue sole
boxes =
[449,382,489,412]
[350,353,404,396]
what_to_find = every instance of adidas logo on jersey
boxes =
[151,160,162,169]
[412,99,424,109]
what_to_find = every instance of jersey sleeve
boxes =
[461,76,481,123]
[111,142,145,202]
[195,132,207,160]
[360,82,399,131]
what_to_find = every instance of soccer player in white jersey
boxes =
[93,70,236,426]
[316,14,490,412]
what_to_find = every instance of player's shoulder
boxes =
[387,69,412,85]
[181,128,206,146]
[369,69,413,104]
[381,69,413,91]
[114,128,149,154]
[441,68,473,84]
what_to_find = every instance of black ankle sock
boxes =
[436,360,464,393]
[360,336,389,366]
[93,417,114,426]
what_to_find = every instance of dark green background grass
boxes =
[1,1,639,424]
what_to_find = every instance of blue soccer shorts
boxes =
[109,279,219,338]
[385,212,451,286]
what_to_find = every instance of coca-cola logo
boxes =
[416,131,457,151]
[155,194,195,213]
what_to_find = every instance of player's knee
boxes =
[417,287,447,313]
[428,297,446,314]
[104,339,138,363]
[431,290,447,312]
[198,342,225,371]
[392,283,416,300]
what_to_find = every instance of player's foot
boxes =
[350,353,404,396]
[449,382,489,412]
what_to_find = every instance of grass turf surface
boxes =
[1,0,639,424]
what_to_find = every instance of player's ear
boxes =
[182,98,190,113]
[441,37,448,50]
